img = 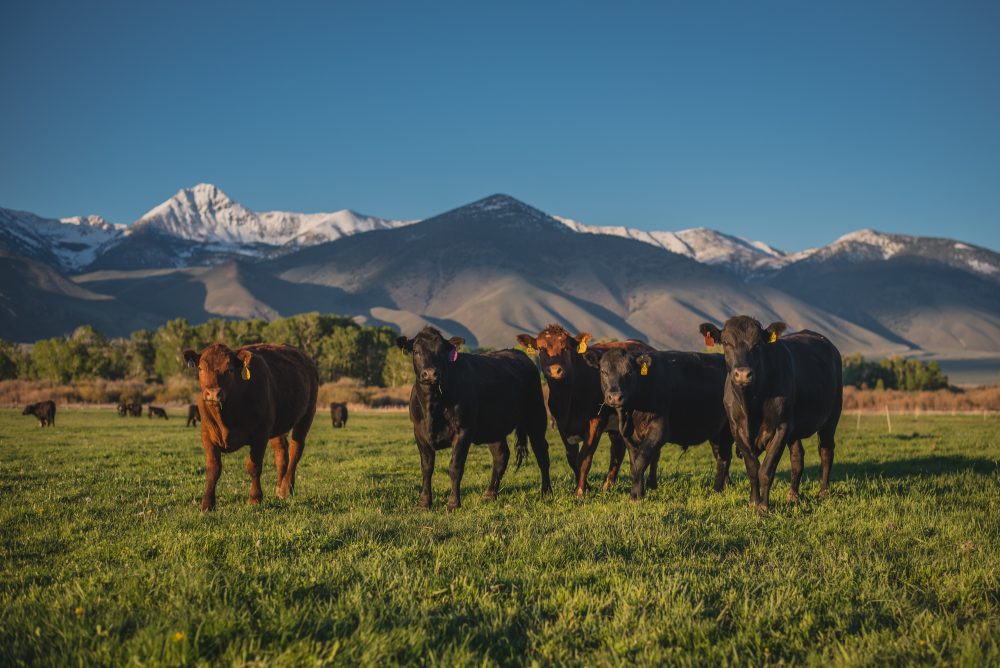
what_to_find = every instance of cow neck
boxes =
[547,354,601,422]
[728,343,781,418]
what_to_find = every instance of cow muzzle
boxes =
[419,368,440,385]
[731,367,754,386]
[604,389,624,408]
[204,388,225,405]
[546,364,565,380]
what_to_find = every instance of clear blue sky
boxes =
[2,1,998,251]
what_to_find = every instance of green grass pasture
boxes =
[1,409,998,666]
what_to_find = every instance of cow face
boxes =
[396,327,464,388]
[183,343,254,407]
[581,348,652,409]
[21,405,32,416]
[515,325,590,382]
[699,317,786,388]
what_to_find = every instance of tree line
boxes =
[0,314,415,387]
[0,319,951,391]
[841,354,948,391]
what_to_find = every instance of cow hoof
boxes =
[200,498,216,512]
[446,497,461,512]
[574,488,586,499]
[482,491,497,502]
[601,481,613,492]
[754,503,770,515]
[248,495,262,506]
[818,489,830,499]
[646,482,658,491]
[276,483,290,500]
[418,495,432,509]
[787,491,800,503]
[540,485,553,497]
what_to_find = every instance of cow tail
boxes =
[514,426,528,471]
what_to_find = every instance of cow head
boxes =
[21,405,32,415]
[515,324,591,382]
[581,348,652,409]
[183,343,254,407]
[396,327,464,388]
[699,316,786,388]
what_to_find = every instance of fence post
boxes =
[885,405,892,433]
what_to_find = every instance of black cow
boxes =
[516,325,661,496]
[330,402,348,428]
[186,404,201,427]
[127,402,143,417]
[699,317,843,512]
[148,405,168,420]
[116,402,128,417]
[397,326,552,510]
[22,400,56,427]
[583,348,733,500]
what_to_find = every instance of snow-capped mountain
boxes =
[787,229,1000,281]
[0,207,125,273]
[554,216,787,278]
[134,183,416,249]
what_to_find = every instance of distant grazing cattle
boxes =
[516,325,661,496]
[22,400,56,427]
[186,404,200,427]
[583,347,733,500]
[148,405,168,420]
[127,402,143,417]
[397,326,551,510]
[330,402,348,428]
[699,317,843,512]
[117,402,128,417]
[184,343,319,511]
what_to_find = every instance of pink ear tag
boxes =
[447,348,458,362]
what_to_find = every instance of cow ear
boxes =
[515,334,537,351]
[236,350,253,380]
[582,349,604,368]
[636,353,652,369]
[396,336,413,352]
[698,323,721,347]
[182,349,200,369]
[448,336,465,349]
[765,322,787,343]
[574,332,593,354]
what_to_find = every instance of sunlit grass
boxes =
[1,409,997,666]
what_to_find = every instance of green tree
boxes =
[382,346,414,387]
[0,338,21,380]
[153,319,201,379]
[30,338,73,382]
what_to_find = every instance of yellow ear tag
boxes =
[769,331,778,344]
[241,360,251,381]
[640,362,648,376]
[577,341,588,354]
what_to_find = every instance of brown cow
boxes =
[516,326,660,496]
[183,343,319,511]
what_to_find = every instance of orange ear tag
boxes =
[704,333,715,347]
[577,341,588,354]
[241,360,251,381]
[769,331,778,344]
[640,362,648,376]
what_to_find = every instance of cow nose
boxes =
[605,390,623,407]
[204,388,225,403]
[732,367,753,385]
[547,364,564,379]
[420,368,439,383]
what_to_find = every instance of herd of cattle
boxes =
[18,316,841,514]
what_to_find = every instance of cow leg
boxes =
[529,431,552,496]
[627,445,651,501]
[447,438,473,511]
[246,439,267,505]
[201,442,222,512]
[603,432,627,491]
[278,434,306,500]
[709,437,734,492]
[417,441,435,509]
[575,418,605,497]
[756,427,789,513]
[818,425,837,499]
[788,439,804,501]
[484,439,510,501]
[562,438,580,481]
[645,447,661,491]
[271,436,290,497]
